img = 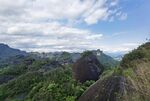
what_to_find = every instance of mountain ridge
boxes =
[0,43,119,68]
[0,43,27,60]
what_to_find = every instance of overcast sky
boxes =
[0,0,149,53]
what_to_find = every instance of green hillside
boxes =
[0,42,149,101]
[78,42,150,101]
[0,53,96,101]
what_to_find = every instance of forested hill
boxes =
[78,42,150,101]
[0,42,149,101]
[0,43,119,101]
[0,43,27,60]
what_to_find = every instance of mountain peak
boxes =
[0,43,27,60]
[0,43,9,48]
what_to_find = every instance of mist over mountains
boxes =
[0,43,119,68]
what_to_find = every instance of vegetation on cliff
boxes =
[78,42,150,101]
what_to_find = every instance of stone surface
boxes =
[72,54,104,83]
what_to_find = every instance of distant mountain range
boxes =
[30,49,119,67]
[106,52,125,61]
[0,43,119,68]
[0,43,27,60]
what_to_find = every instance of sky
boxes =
[0,0,149,53]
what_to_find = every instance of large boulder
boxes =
[78,76,126,101]
[72,54,104,83]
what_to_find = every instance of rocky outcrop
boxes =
[78,76,126,101]
[72,54,104,83]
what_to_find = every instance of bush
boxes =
[81,51,93,57]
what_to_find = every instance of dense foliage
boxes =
[81,51,93,57]
[120,42,150,101]
[0,61,95,101]
[121,42,150,68]
[0,43,121,101]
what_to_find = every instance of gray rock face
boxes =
[78,76,126,101]
[72,54,104,83]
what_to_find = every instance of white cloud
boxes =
[0,0,126,24]
[0,22,103,52]
[122,43,140,47]
[0,0,129,52]
[110,0,119,6]
[120,13,127,20]
[116,11,127,20]
[91,43,139,53]
[84,8,108,25]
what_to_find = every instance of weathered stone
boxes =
[72,54,104,83]
[78,76,126,101]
